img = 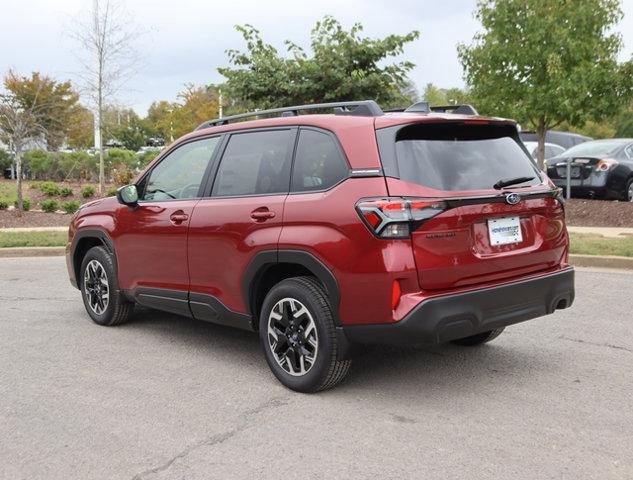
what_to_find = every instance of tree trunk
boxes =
[15,148,23,214]
[97,77,105,195]
[536,116,547,171]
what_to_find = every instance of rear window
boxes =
[395,123,541,191]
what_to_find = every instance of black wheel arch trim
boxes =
[70,228,116,290]
[243,249,342,325]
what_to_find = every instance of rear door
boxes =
[380,121,568,290]
[187,128,296,317]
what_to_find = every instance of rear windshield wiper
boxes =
[493,176,535,189]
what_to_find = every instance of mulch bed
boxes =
[565,199,633,228]
[0,210,72,228]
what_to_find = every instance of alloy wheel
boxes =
[628,182,633,202]
[267,297,318,376]
[83,259,109,315]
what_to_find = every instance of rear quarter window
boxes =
[395,122,541,191]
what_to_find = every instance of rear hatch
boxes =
[377,120,568,290]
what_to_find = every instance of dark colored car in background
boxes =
[520,130,592,150]
[546,139,633,201]
[66,100,575,392]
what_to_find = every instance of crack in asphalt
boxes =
[131,396,289,480]
[559,335,632,353]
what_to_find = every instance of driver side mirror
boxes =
[116,184,139,207]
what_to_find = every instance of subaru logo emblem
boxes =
[505,193,521,205]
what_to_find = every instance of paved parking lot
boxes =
[1,257,632,479]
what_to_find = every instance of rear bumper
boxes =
[343,268,574,345]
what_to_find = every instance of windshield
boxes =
[562,140,626,158]
[395,123,541,191]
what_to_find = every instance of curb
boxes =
[0,246,65,258]
[569,254,633,270]
[0,249,632,270]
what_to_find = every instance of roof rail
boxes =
[195,100,383,130]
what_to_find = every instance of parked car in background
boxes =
[522,141,565,160]
[520,130,592,150]
[546,139,633,201]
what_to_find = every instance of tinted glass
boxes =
[141,137,219,201]
[395,123,540,191]
[212,130,293,196]
[562,140,627,158]
[292,130,348,192]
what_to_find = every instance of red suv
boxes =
[66,100,575,392]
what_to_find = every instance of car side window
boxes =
[625,145,633,159]
[140,137,219,201]
[291,129,349,192]
[212,130,294,196]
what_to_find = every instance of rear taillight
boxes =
[596,159,618,171]
[356,197,447,239]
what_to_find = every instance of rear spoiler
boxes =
[402,102,479,116]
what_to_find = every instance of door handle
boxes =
[170,211,189,224]
[250,208,276,221]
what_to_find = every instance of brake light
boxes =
[596,158,618,171]
[356,197,447,239]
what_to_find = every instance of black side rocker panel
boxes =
[131,287,253,331]
[343,268,575,345]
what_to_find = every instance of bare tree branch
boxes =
[69,0,142,193]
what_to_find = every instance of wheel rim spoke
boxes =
[84,259,109,316]
[267,297,319,377]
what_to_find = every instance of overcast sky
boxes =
[2,0,633,114]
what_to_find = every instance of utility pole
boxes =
[219,88,223,119]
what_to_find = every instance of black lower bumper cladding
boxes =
[343,268,575,345]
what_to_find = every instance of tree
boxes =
[4,71,81,151]
[72,0,140,194]
[67,105,95,149]
[219,16,420,109]
[0,91,47,211]
[144,85,220,143]
[458,0,633,169]
[421,83,472,107]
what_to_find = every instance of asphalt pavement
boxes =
[1,257,632,480]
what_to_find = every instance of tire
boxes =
[259,276,351,393]
[451,327,505,346]
[625,178,633,202]
[80,246,133,326]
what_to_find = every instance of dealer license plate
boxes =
[488,216,522,246]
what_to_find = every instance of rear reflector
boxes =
[391,280,402,310]
[356,197,447,239]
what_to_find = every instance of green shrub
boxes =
[60,186,73,197]
[138,149,160,168]
[24,150,55,179]
[62,200,81,214]
[0,198,9,210]
[106,188,117,197]
[81,185,96,198]
[40,181,61,196]
[105,148,137,169]
[41,199,59,213]
[14,198,31,211]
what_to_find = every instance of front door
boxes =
[115,136,221,300]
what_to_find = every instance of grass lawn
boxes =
[0,230,631,257]
[569,232,633,257]
[0,231,67,248]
